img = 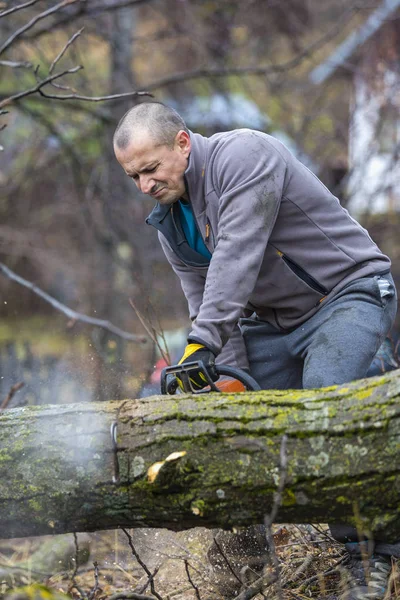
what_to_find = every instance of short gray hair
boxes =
[113,102,189,150]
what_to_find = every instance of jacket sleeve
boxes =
[189,131,287,355]
[158,233,249,370]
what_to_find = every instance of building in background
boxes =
[310,0,400,216]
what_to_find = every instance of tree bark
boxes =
[1,370,400,540]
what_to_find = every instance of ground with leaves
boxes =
[1,525,400,600]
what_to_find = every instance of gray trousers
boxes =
[241,274,397,390]
[241,273,398,556]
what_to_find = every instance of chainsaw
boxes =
[160,360,261,394]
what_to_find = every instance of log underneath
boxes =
[1,371,400,540]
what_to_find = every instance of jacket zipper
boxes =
[277,250,328,296]
[191,206,212,251]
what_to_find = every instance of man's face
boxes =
[114,129,191,205]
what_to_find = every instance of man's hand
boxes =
[177,343,218,390]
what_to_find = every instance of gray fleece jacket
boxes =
[147,129,390,369]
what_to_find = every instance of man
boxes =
[114,102,398,598]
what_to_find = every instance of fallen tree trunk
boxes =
[1,370,400,540]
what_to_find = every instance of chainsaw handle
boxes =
[160,362,261,394]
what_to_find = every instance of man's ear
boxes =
[175,130,191,157]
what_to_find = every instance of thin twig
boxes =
[235,570,278,600]
[0,65,83,109]
[49,27,85,74]
[212,535,242,585]
[26,0,155,38]
[151,303,171,366]
[310,524,337,544]
[70,584,88,599]
[0,382,25,411]
[291,555,314,583]
[0,0,41,19]
[88,561,99,600]
[122,529,163,600]
[0,60,33,69]
[136,566,160,596]
[0,261,146,343]
[129,298,170,364]
[50,81,77,91]
[142,3,362,92]
[68,533,88,599]
[0,0,81,56]
[295,554,348,591]
[264,434,288,600]
[71,532,80,581]
[107,594,157,600]
[184,560,201,600]
[37,89,152,103]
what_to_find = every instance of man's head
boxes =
[113,102,191,205]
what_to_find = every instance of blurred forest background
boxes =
[0,0,399,405]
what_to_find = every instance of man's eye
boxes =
[147,166,157,173]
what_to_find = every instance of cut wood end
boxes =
[147,451,187,483]
[147,461,164,483]
[165,450,187,462]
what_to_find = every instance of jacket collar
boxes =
[183,131,208,213]
[146,201,170,225]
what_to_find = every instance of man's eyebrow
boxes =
[127,162,158,176]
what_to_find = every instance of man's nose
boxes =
[139,175,154,195]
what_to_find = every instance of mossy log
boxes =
[1,371,400,540]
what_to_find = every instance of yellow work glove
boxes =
[177,343,217,390]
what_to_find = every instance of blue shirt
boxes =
[177,200,211,260]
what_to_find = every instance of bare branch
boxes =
[136,565,161,596]
[89,0,153,10]
[49,27,85,74]
[0,261,147,343]
[143,2,362,92]
[122,529,164,600]
[212,535,242,586]
[107,594,158,600]
[50,81,77,91]
[295,555,349,592]
[235,570,278,600]
[0,59,33,69]
[26,0,156,39]
[129,298,171,365]
[184,560,201,600]
[88,561,100,600]
[66,532,82,596]
[0,0,81,57]
[0,0,42,19]
[0,65,83,109]
[0,382,25,412]
[37,89,153,103]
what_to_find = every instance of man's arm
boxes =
[159,233,249,370]
[189,131,287,355]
